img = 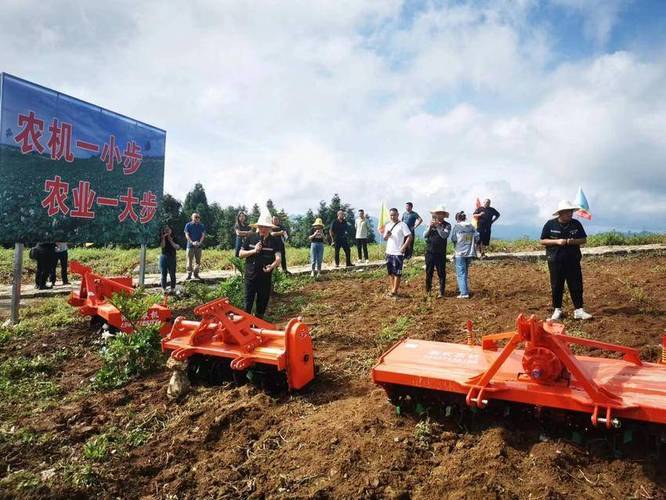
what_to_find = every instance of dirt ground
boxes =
[1,253,665,499]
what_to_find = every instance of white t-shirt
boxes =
[384,221,411,256]
[355,218,368,239]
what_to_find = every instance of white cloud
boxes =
[0,0,664,235]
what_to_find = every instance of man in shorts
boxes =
[473,198,500,257]
[382,208,413,297]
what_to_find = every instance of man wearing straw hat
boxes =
[540,200,592,321]
[308,217,326,278]
[239,207,282,318]
[423,205,451,298]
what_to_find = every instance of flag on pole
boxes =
[378,202,390,233]
[575,186,592,220]
[471,197,482,228]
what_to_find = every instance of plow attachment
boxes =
[162,298,315,390]
[373,315,666,429]
[68,260,173,335]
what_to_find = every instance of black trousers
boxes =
[35,252,55,288]
[245,274,272,318]
[425,252,446,295]
[49,251,68,284]
[548,259,584,309]
[356,238,368,260]
[405,231,415,259]
[279,245,288,272]
[334,240,352,266]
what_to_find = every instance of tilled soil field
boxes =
[1,254,665,499]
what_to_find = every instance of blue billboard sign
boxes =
[0,73,166,245]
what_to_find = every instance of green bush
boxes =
[93,325,163,390]
[93,290,165,390]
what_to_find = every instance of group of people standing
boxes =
[156,195,592,323]
[379,202,485,299]
[30,242,69,290]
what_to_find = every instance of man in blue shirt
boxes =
[184,212,206,280]
[401,202,422,260]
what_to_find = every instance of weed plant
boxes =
[376,316,413,346]
[92,324,163,390]
[93,290,165,390]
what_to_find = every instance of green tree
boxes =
[250,203,261,224]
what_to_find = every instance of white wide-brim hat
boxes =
[251,207,277,228]
[430,205,449,217]
[552,200,580,216]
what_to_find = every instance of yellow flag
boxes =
[378,202,390,232]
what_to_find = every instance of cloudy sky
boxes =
[1,0,665,236]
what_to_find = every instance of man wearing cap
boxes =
[540,200,592,321]
[355,209,369,264]
[423,206,451,298]
[184,212,206,280]
[473,198,500,257]
[382,208,413,297]
[239,208,282,318]
[401,202,423,260]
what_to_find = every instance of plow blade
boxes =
[68,260,172,335]
[162,298,315,390]
[373,315,666,428]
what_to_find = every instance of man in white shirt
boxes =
[355,209,369,263]
[381,208,413,297]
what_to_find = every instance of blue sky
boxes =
[0,0,665,236]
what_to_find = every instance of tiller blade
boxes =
[162,298,315,390]
[67,260,173,335]
[373,314,666,429]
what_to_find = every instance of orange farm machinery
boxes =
[68,260,173,335]
[373,315,666,446]
[162,297,315,390]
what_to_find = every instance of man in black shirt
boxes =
[239,210,282,318]
[473,198,500,257]
[423,206,451,298]
[539,200,592,321]
[329,210,353,267]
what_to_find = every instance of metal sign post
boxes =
[10,243,24,324]
[138,244,147,287]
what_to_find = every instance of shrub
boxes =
[93,290,165,390]
[92,325,163,390]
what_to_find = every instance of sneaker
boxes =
[193,273,200,280]
[310,271,315,277]
[574,308,593,320]
[437,293,444,299]
[186,273,192,280]
[550,308,563,321]
[162,287,168,295]
[457,294,469,299]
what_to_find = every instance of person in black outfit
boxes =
[49,242,69,286]
[539,200,592,321]
[239,210,282,318]
[329,210,352,268]
[160,226,180,293]
[271,215,290,274]
[423,206,451,298]
[34,242,56,290]
[234,211,252,258]
[473,198,500,256]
